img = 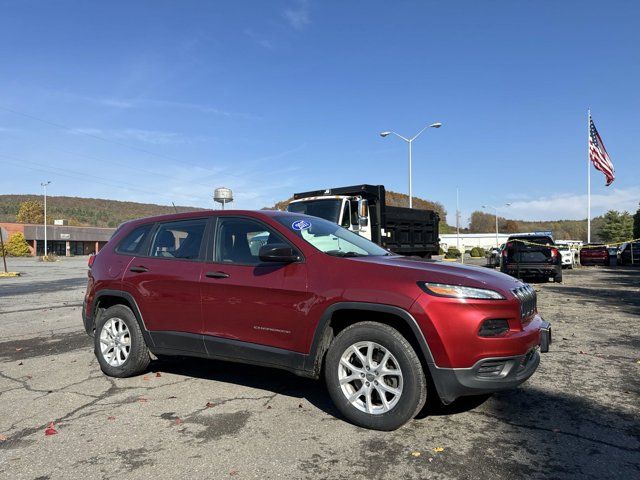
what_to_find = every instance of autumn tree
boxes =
[16,200,44,224]
[469,211,496,233]
[598,210,633,243]
[503,220,520,233]
[5,232,31,256]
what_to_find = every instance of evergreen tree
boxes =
[634,203,640,239]
[598,210,633,243]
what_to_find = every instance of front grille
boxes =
[511,284,537,319]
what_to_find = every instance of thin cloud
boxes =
[67,127,194,145]
[52,91,257,120]
[243,28,276,50]
[504,186,640,221]
[283,0,311,30]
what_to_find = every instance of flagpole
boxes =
[587,108,591,243]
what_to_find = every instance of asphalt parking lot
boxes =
[0,257,638,479]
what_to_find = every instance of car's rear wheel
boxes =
[94,304,150,377]
[325,322,427,431]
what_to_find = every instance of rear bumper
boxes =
[430,320,551,404]
[503,263,561,277]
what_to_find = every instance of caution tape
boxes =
[507,237,640,249]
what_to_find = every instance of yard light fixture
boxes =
[379,122,443,208]
[482,203,512,247]
[41,181,51,257]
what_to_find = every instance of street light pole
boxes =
[482,203,511,247]
[41,181,51,256]
[380,122,442,209]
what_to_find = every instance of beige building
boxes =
[0,222,115,256]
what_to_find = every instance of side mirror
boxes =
[358,199,369,227]
[259,243,301,263]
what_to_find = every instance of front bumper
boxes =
[430,320,552,404]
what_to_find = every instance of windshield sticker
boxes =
[292,220,311,231]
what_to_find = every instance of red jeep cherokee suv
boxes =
[83,210,551,430]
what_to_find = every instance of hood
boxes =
[351,255,524,295]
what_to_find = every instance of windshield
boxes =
[287,199,342,223]
[274,214,390,257]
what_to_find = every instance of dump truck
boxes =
[286,184,440,258]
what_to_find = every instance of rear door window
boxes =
[116,224,153,255]
[150,219,207,260]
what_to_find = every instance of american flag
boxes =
[589,116,615,186]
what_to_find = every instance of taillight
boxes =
[550,248,558,259]
[88,254,96,268]
[501,249,507,257]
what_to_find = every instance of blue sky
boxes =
[1,0,638,225]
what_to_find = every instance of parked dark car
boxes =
[619,241,640,265]
[580,244,609,266]
[83,210,551,430]
[501,233,562,282]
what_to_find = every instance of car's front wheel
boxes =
[94,304,150,377]
[325,322,427,431]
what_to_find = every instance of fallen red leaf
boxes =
[155,372,162,377]
[15,348,22,352]
[138,397,148,403]
[266,405,272,410]
[205,402,216,408]
[229,470,238,476]
[107,416,116,421]
[44,422,57,436]
[175,418,184,425]
[0,434,7,442]
[143,376,150,381]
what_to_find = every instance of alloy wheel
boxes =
[338,341,403,414]
[99,317,131,367]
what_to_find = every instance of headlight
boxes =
[418,282,505,300]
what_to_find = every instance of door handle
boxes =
[129,266,149,273]
[205,271,230,279]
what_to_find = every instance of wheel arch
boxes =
[91,290,155,348]
[304,302,437,378]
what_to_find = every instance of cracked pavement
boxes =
[0,257,639,479]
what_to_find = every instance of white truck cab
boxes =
[287,195,372,241]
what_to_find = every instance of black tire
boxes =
[324,322,427,431]
[554,272,563,283]
[94,304,150,378]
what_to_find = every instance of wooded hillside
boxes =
[0,195,203,228]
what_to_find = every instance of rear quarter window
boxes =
[116,224,153,255]
[509,236,554,246]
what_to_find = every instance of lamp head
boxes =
[430,122,442,128]
[379,131,391,138]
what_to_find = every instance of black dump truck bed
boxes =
[292,184,440,257]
